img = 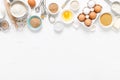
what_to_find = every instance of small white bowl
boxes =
[70,0,80,12]
[61,10,74,24]
[47,3,60,15]
[10,0,29,18]
[99,12,113,29]
[113,16,120,30]
[54,21,64,32]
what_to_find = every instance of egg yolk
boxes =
[62,10,73,21]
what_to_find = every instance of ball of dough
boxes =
[94,4,102,13]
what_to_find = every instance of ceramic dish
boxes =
[77,0,102,30]
[54,21,64,32]
[70,0,80,12]
[113,16,120,30]
[104,0,120,16]
[27,15,42,31]
[99,12,113,29]
[47,2,60,15]
[10,0,29,19]
[77,9,101,30]
[0,20,10,31]
[61,10,74,24]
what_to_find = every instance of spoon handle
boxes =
[62,0,70,9]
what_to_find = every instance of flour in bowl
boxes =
[11,2,27,17]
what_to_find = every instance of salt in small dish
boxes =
[54,21,64,32]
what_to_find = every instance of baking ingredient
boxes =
[89,11,97,20]
[100,13,112,26]
[11,2,27,17]
[94,4,102,13]
[112,2,120,15]
[84,19,92,27]
[49,15,56,23]
[86,15,89,19]
[113,18,120,29]
[62,10,73,22]
[28,0,36,8]
[70,0,79,11]
[88,0,95,8]
[83,7,90,15]
[54,21,64,32]
[0,20,9,30]
[78,13,86,22]
[49,3,58,13]
[30,17,41,28]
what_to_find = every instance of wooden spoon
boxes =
[4,0,18,29]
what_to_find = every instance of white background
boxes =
[0,0,120,80]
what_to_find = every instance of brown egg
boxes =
[84,19,92,27]
[94,4,102,13]
[78,13,86,22]
[28,0,36,8]
[89,11,97,20]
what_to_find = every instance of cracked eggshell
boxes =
[88,0,96,8]
[83,7,90,15]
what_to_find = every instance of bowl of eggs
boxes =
[77,0,102,29]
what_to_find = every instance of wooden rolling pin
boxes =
[4,0,18,29]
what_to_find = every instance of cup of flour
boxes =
[10,0,28,19]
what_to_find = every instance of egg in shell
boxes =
[84,19,92,27]
[28,0,36,8]
[89,11,97,20]
[94,4,102,13]
[78,13,86,22]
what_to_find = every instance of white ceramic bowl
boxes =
[99,12,113,29]
[70,0,80,12]
[47,3,60,15]
[61,10,74,24]
[10,0,29,18]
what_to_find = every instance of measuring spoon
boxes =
[35,0,44,13]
